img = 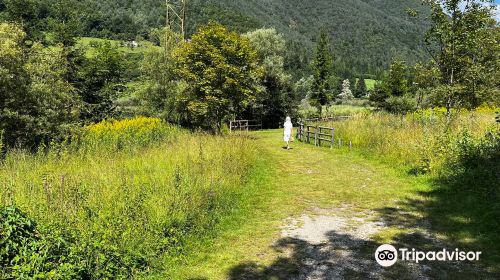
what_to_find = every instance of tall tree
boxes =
[310,31,334,111]
[47,0,83,47]
[383,59,409,97]
[0,23,79,148]
[140,28,185,123]
[77,41,125,123]
[174,22,262,132]
[424,0,499,114]
[355,78,367,98]
[370,59,411,110]
[244,28,297,128]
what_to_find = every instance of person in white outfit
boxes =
[283,116,293,150]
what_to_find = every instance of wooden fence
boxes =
[303,116,351,123]
[229,120,263,132]
[297,122,352,149]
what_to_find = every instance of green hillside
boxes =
[82,0,430,77]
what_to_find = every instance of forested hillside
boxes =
[0,0,430,77]
[88,0,431,77]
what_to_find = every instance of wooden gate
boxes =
[229,120,263,132]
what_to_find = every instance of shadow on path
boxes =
[228,231,424,280]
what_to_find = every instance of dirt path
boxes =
[173,130,491,279]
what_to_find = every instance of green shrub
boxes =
[384,94,417,114]
[0,206,82,279]
[440,128,500,192]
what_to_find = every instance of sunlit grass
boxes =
[317,108,497,174]
[0,117,259,277]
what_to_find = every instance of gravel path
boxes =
[278,206,429,280]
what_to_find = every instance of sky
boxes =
[495,0,500,21]
[458,0,499,21]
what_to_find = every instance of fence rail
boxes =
[297,122,352,149]
[303,116,351,123]
[229,120,263,132]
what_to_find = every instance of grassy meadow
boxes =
[1,111,499,278]
[316,107,498,175]
[309,107,500,271]
[78,37,159,56]
[364,79,377,90]
[0,117,260,278]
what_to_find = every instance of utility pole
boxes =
[166,0,187,40]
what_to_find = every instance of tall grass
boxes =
[318,108,497,174]
[299,103,372,119]
[0,117,258,278]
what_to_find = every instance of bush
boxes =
[80,116,178,152]
[385,94,417,114]
[0,206,82,279]
[440,128,500,193]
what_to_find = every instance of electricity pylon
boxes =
[166,0,187,40]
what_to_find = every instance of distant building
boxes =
[124,40,139,48]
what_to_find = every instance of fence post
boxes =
[301,123,304,141]
[230,121,233,133]
[339,138,342,148]
[331,128,334,149]
[299,123,302,141]
[307,126,310,143]
[349,140,352,150]
[315,126,318,146]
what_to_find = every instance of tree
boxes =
[424,0,499,114]
[382,59,409,97]
[370,59,414,113]
[294,75,314,100]
[25,43,80,142]
[354,78,367,98]
[338,79,354,101]
[0,23,79,148]
[1,0,42,41]
[77,41,125,123]
[244,28,297,128]
[0,23,31,147]
[310,31,334,111]
[47,0,84,47]
[174,22,262,132]
[140,28,186,123]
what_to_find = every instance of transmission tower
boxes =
[166,0,187,40]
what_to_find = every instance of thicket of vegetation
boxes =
[0,117,258,278]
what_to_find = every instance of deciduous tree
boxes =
[424,0,500,113]
[244,28,297,128]
[174,22,262,132]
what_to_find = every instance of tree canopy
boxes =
[174,22,262,132]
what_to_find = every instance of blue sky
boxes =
[488,0,498,21]
[458,1,499,21]
[486,0,499,21]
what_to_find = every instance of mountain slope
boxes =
[84,0,432,77]
[187,0,430,77]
